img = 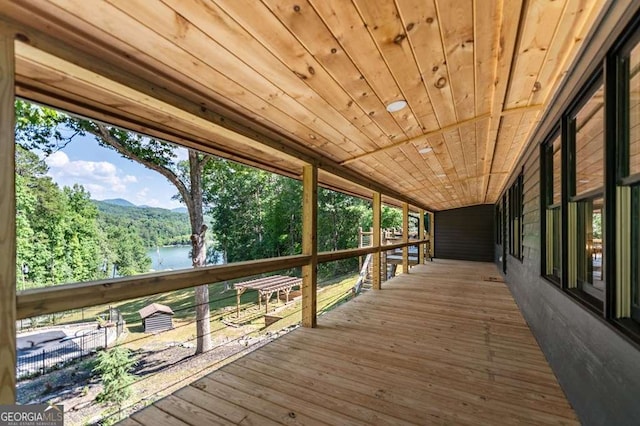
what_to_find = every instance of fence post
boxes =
[104,327,108,349]
[41,350,45,374]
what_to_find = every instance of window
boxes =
[508,173,524,260]
[568,82,605,307]
[537,14,640,343]
[542,134,562,283]
[619,32,640,325]
[495,203,502,245]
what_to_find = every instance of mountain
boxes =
[92,200,191,247]
[101,198,136,207]
[171,207,188,213]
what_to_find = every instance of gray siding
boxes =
[143,313,173,333]
[497,140,640,425]
[435,204,494,262]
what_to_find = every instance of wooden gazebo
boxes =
[234,275,301,318]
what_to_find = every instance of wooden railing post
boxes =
[0,29,16,404]
[372,192,381,290]
[402,203,409,274]
[429,212,435,258]
[418,209,425,264]
[302,165,318,328]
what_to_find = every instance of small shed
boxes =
[138,303,174,333]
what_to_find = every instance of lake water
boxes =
[147,245,192,271]
[146,245,222,272]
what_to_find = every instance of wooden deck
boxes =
[122,260,578,425]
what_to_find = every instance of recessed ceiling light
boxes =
[579,179,590,183]
[418,147,432,154]
[436,174,446,178]
[386,100,408,113]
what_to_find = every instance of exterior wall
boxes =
[143,313,173,333]
[498,134,640,426]
[434,204,494,262]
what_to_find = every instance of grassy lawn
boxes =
[39,272,358,349]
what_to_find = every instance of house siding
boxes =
[434,204,494,262]
[497,131,640,426]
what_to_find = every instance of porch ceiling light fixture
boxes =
[418,146,433,154]
[386,100,408,112]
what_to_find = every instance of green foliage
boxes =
[93,201,192,248]
[94,347,136,410]
[203,158,382,280]
[204,159,302,263]
[14,144,150,289]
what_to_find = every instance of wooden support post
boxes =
[236,289,241,318]
[372,192,381,290]
[418,209,425,264]
[302,165,317,328]
[0,30,16,404]
[429,212,435,259]
[402,203,409,274]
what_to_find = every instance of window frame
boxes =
[508,171,524,261]
[540,127,562,286]
[535,11,640,345]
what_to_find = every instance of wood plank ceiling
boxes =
[1,0,605,211]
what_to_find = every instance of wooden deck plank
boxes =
[125,259,577,425]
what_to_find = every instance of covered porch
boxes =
[122,260,576,426]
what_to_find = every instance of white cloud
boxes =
[46,151,70,168]
[46,155,136,195]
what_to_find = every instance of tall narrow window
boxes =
[569,83,605,307]
[543,134,562,282]
[496,203,503,245]
[508,173,524,260]
[620,34,640,323]
[631,41,640,322]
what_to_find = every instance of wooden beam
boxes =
[317,246,377,264]
[340,106,543,166]
[18,255,311,320]
[302,165,318,328]
[418,209,425,264]
[0,29,15,404]
[340,114,490,165]
[372,192,381,290]
[402,203,409,274]
[429,212,435,258]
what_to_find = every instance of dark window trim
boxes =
[508,170,524,261]
[541,126,562,285]
[570,188,604,203]
[535,9,640,346]
[620,173,640,186]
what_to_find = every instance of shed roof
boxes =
[139,303,174,320]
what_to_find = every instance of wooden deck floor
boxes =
[121,259,578,425]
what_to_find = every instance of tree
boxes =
[15,100,212,353]
[94,346,136,419]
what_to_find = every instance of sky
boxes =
[44,133,188,210]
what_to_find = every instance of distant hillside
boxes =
[171,207,188,214]
[92,200,191,247]
[101,198,136,207]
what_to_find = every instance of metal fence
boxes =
[17,309,125,380]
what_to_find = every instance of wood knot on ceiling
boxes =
[393,34,406,44]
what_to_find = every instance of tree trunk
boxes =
[189,150,212,354]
